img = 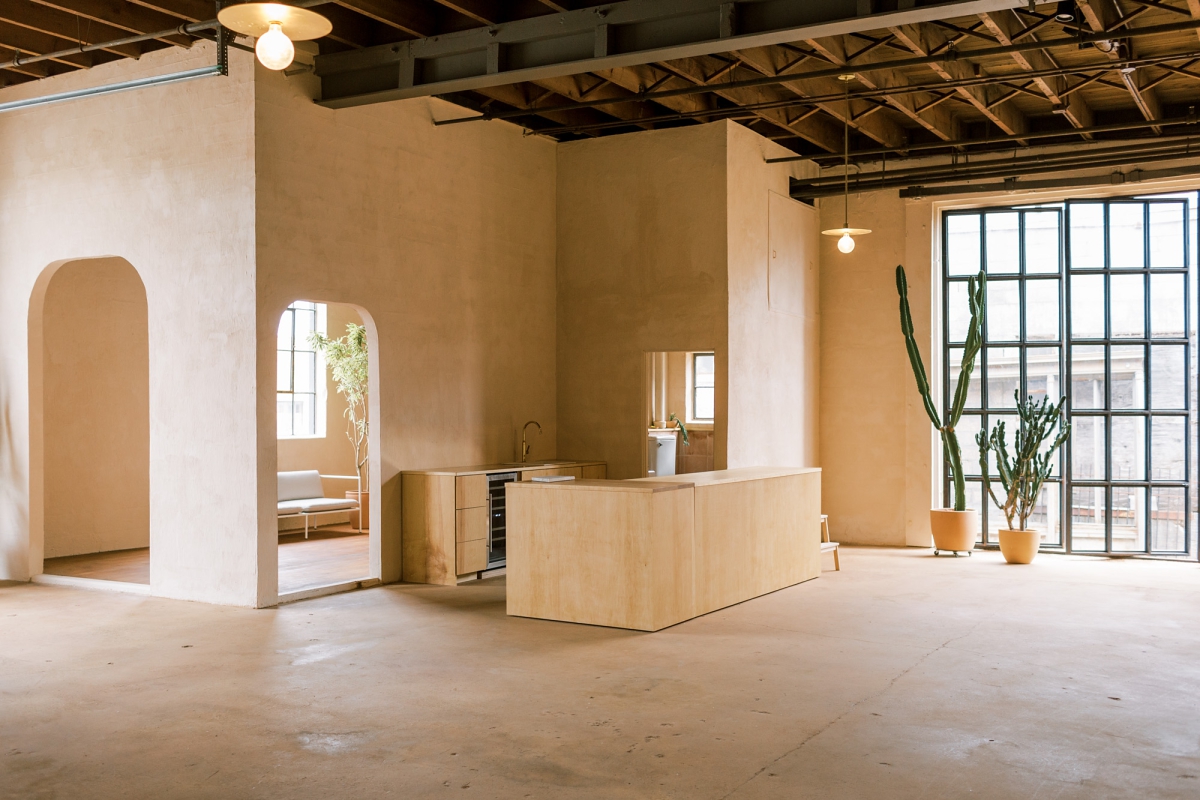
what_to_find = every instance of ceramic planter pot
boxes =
[998,528,1040,564]
[347,490,370,530]
[929,509,977,555]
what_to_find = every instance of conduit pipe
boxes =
[0,65,225,115]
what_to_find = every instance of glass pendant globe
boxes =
[256,22,294,71]
[837,233,855,254]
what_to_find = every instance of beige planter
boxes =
[998,528,1040,564]
[930,509,978,555]
[347,490,369,530]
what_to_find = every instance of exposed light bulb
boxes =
[256,22,294,71]
[837,233,855,254]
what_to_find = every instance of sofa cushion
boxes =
[278,470,325,502]
[277,497,359,516]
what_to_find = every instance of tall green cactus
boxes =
[896,265,985,511]
[976,392,1071,530]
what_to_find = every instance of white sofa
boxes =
[278,470,358,537]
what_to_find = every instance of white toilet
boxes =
[647,430,678,477]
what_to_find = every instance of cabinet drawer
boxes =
[455,506,489,543]
[456,537,489,575]
[521,466,583,481]
[581,464,607,480]
[455,474,488,509]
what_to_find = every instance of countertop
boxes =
[402,460,606,477]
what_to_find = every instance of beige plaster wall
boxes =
[0,42,261,603]
[556,123,730,479]
[41,258,149,558]
[725,123,819,469]
[254,69,558,586]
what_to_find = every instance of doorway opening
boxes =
[276,300,374,595]
[35,258,150,585]
[644,350,717,477]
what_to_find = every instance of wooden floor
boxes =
[41,527,370,594]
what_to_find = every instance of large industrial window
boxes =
[277,301,326,438]
[942,194,1195,558]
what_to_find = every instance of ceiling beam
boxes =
[889,20,1027,136]
[595,63,717,116]
[29,0,192,47]
[432,0,501,26]
[1189,0,1200,43]
[528,72,659,128]
[1,2,144,59]
[1077,0,1162,130]
[315,0,1028,108]
[0,17,96,69]
[125,0,212,22]
[332,0,435,37]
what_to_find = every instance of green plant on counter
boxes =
[309,323,370,491]
[896,264,985,511]
[668,412,690,447]
[976,391,1071,530]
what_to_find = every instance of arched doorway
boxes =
[31,258,150,584]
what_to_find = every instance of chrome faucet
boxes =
[521,420,542,463]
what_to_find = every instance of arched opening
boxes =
[275,300,376,595]
[32,258,150,584]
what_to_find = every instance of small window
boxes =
[277,301,326,438]
[690,352,715,422]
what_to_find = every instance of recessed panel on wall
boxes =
[767,191,818,318]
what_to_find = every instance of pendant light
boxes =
[217,2,332,71]
[821,74,871,254]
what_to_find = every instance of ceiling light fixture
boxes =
[217,2,332,71]
[1054,1,1076,24]
[821,74,871,254]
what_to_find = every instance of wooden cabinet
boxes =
[401,460,606,584]
[581,464,607,480]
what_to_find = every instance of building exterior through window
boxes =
[942,192,1195,558]
[277,301,326,438]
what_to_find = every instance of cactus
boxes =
[896,264,985,511]
[976,392,1071,530]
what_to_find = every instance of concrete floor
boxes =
[2,547,1199,799]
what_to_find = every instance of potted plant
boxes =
[309,323,370,531]
[976,392,1071,564]
[896,264,985,555]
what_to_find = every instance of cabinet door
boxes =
[456,538,489,574]
[581,464,607,480]
[455,474,488,508]
[455,507,489,543]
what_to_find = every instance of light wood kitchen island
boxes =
[506,467,821,631]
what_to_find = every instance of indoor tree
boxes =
[309,323,370,517]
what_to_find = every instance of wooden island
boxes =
[506,467,821,631]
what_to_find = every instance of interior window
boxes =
[277,301,326,438]
[691,352,715,422]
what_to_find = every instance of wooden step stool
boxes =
[820,514,840,571]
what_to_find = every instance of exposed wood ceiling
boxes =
[6,0,1200,169]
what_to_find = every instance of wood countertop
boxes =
[507,478,688,493]
[401,460,605,477]
[632,466,820,486]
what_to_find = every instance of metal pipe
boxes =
[0,65,223,114]
[897,163,1200,198]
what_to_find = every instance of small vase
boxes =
[998,529,1039,564]
[929,509,978,555]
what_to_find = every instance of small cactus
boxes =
[977,392,1071,530]
[896,264,985,511]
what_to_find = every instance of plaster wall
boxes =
[0,43,261,603]
[556,123,730,479]
[254,69,558,589]
[41,258,149,558]
[725,123,819,469]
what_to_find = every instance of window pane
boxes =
[1150,487,1187,553]
[1025,279,1059,341]
[1071,416,1105,480]
[1025,211,1061,274]
[1109,274,1145,338]
[985,212,1020,274]
[947,214,981,276]
[1026,346,1060,404]
[1150,273,1186,338]
[1030,482,1062,546]
[1150,345,1186,409]
[962,482,983,542]
[957,414,982,476]
[1111,416,1146,481]
[1151,416,1186,481]
[694,387,714,420]
[1110,345,1145,410]
[277,351,292,392]
[693,354,715,388]
[986,347,1020,408]
[294,309,316,346]
[1149,202,1185,268]
[947,281,973,343]
[1071,345,1105,409]
[1070,274,1105,338]
[983,414,1019,480]
[987,281,1020,341]
[292,393,316,437]
[277,397,293,438]
[277,310,293,350]
[948,347,981,409]
[1071,486,1107,551]
[1069,204,1105,269]
[295,351,317,394]
[1109,203,1145,269]
[1111,486,1146,552]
